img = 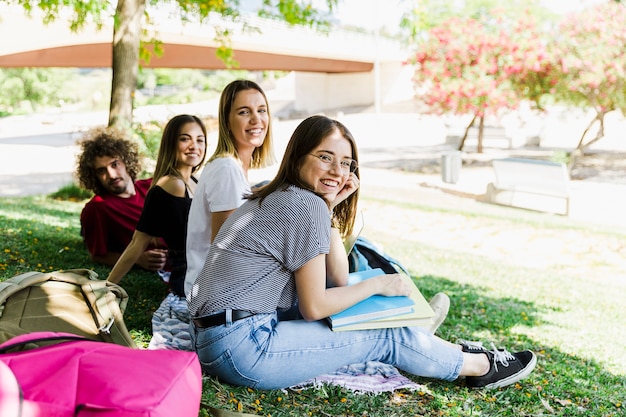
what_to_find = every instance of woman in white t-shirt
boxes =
[185,80,275,297]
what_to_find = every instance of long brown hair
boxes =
[151,114,207,187]
[211,79,275,168]
[249,115,360,238]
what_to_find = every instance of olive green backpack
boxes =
[0,268,136,348]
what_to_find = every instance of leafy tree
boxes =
[0,68,74,114]
[547,2,626,166]
[408,8,552,153]
[404,0,625,165]
[8,0,338,131]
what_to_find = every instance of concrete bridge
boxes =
[0,5,415,114]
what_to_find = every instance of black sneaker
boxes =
[465,347,537,389]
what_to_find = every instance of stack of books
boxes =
[327,268,435,332]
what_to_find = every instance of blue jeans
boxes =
[190,311,463,390]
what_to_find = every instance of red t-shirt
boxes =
[80,178,153,258]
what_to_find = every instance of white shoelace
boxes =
[490,342,515,372]
[460,340,485,352]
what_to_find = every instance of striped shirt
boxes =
[188,185,331,318]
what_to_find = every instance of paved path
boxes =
[1,106,625,230]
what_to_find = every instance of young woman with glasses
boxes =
[188,115,536,390]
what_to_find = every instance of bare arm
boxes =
[210,209,236,242]
[294,254,412,322]
[325,227,349,288]
[107,230,155,284]
[324,171,358,288]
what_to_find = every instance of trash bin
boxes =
[441,151,462,184]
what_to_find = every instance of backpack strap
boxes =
[349,237,410,276]
[47,269,135,348]
[39,270,116,342]
[80,279,135,347]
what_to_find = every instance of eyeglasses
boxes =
[309,153,358,174]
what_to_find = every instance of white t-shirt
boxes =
[184,157,250,296]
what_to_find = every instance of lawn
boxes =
[1,187,625,417]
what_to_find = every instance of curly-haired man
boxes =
[76,127,167,271]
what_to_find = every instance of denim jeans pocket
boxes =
[200,349,259,388]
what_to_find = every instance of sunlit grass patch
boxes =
[1,193,625,417]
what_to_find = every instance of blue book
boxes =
[328,269,416,329]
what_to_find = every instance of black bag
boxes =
[348,236,409,275]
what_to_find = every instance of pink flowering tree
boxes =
[548,2,626,165]
[407,9,553,153]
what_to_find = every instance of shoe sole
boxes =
[482,352,537,389]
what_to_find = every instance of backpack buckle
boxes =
[99,317,114,334]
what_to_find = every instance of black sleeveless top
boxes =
[137,178,197,297]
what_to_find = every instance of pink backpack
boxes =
[0,332,202,417]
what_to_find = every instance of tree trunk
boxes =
[477,115,485,154]
[568,110,607,171]
[108,0,146,131]
[458,114,477,151]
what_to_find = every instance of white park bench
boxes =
[485,157,570,215]
[446,125,514,149]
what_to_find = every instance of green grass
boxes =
[1,193,625,417]
[0,195,169,338]
[48,183,94,202]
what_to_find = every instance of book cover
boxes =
[328,269,415,329]
[331,311,434,332]
[330,270,435,332]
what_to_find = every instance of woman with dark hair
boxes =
[108,114,206,298]
[185,79,275,297]
[188,115,536,390]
